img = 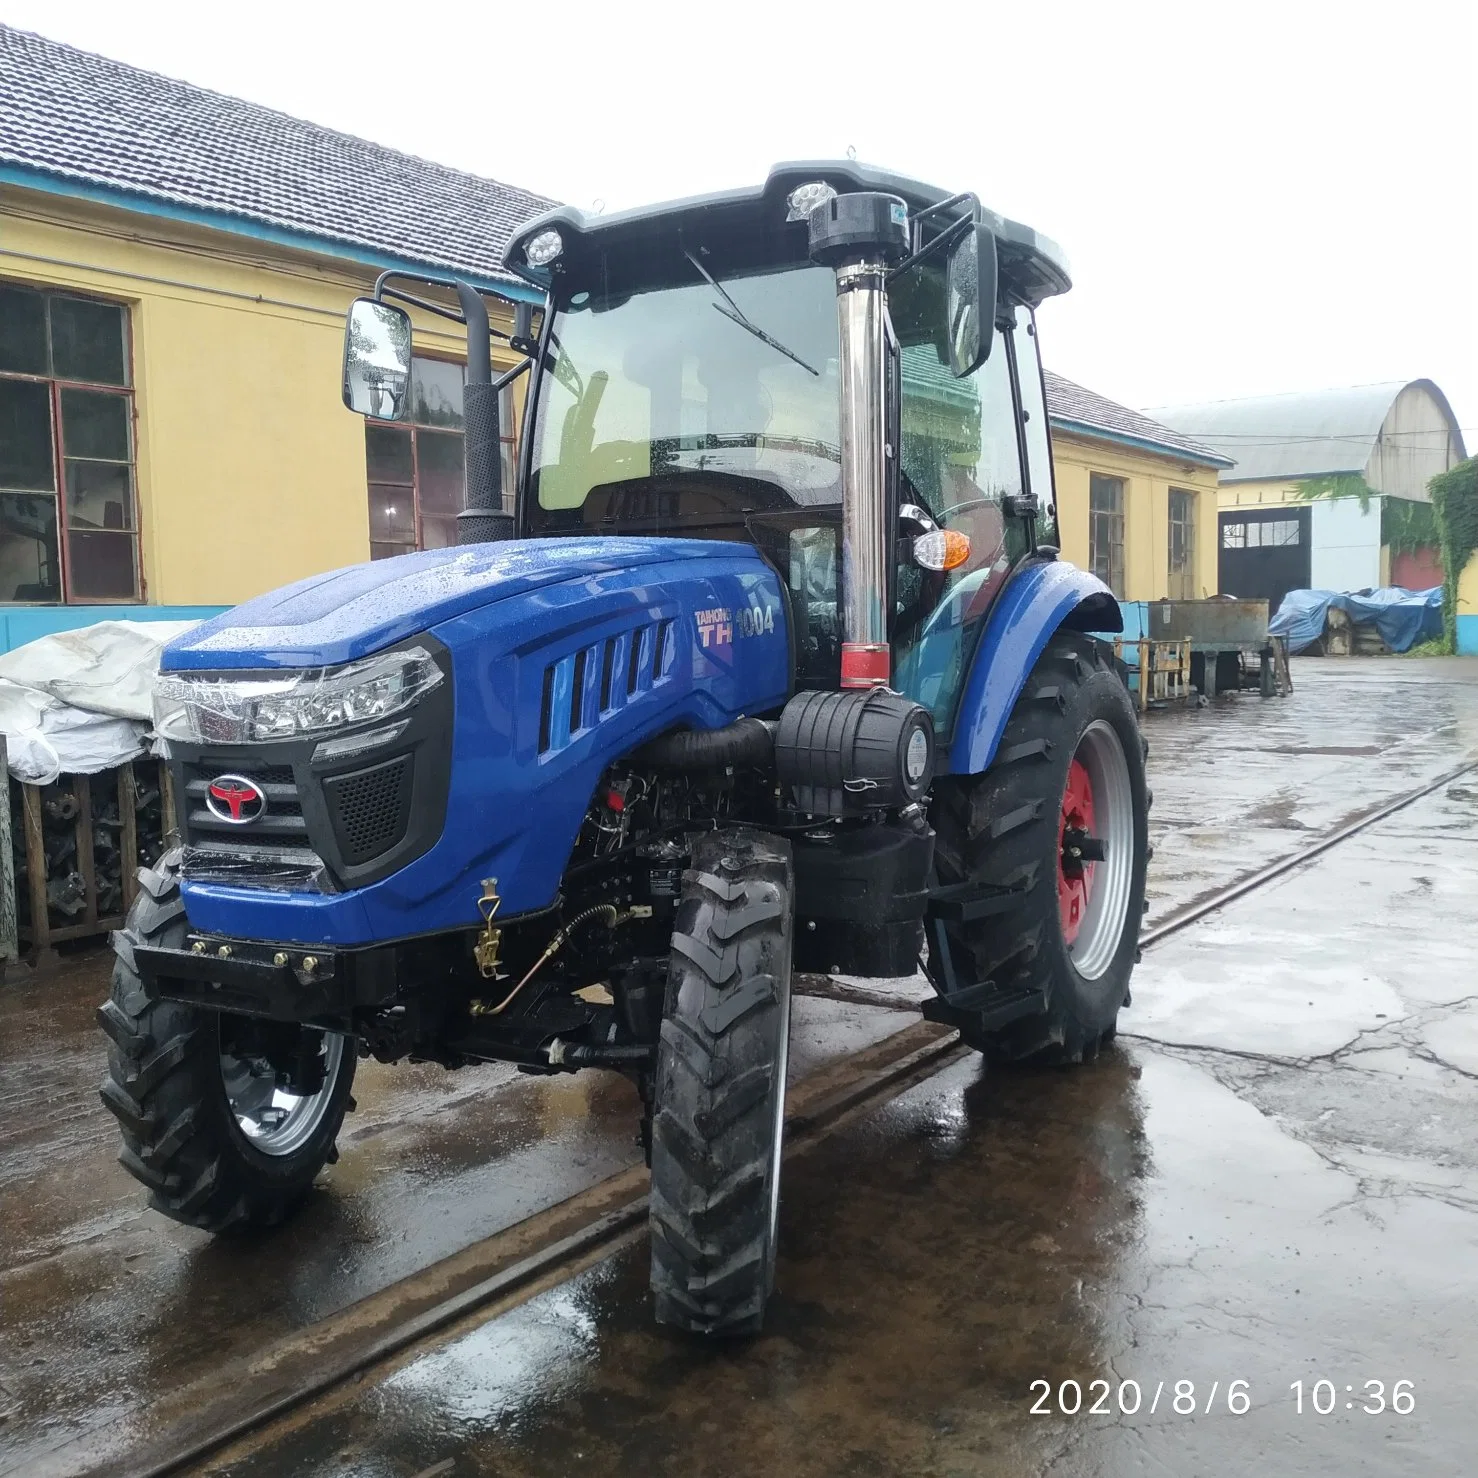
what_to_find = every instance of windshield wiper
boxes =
[684,251,819,377]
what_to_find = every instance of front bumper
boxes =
[133,933,398,1024]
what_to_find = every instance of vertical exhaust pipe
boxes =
[809,193,909,688]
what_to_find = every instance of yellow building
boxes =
[1,24,1233,660]
[0,21,550,651]
[1044,373,1230,602]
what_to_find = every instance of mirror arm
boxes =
[886,213,971,283]
[491,357,531,394]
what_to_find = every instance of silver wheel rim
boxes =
[767,978,791,1255]
[1067,720,1136,981]
[220,1030,347,1157]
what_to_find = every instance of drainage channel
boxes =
[97,755,1478,1478]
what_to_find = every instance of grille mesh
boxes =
[324,756,412,865]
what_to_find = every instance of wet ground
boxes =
[3,656,1477,1477]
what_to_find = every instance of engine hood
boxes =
[162,537,756,670]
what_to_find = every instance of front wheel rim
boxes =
[1058,719,1136,981]
[220,1030,348,1157]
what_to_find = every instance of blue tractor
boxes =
[100,163,1147,1335]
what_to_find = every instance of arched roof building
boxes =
[1146,380,1466,500]
[1144,381,1466,607]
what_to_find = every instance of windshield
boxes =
[527,263,841,533]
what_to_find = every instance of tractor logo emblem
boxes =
[695,607,733,649]
[205,774,267,825]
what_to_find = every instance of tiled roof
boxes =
[1045,370,1234,469]
[0,22,556,285]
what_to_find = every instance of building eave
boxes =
[1049,416,1235,471]
[0,162,545,303]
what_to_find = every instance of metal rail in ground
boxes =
[93,755,1478,1478]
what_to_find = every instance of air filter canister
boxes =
[774,689,935,816]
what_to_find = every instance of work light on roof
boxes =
[785,181,838,222]
[525,228,564,267]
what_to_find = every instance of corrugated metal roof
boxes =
[1045,371,1234,469]
[0,22,556,284]
[1144,383,1416,483]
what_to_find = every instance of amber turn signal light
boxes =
[912,528,972,572]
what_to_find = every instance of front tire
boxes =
[98,853,357,1232]
[649,829,793,1335]
[930,632,1148,1063]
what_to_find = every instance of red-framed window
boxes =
[366,356,518,559]
[0,281,140,602]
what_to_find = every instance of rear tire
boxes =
[649,829,793,1335]
[99,853,357,1232]
[930,632,1148,1063]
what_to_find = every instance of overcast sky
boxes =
[6,0,1475,440]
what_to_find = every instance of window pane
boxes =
[0,492,61,600]
[500,439,517,511]
[417,430,464,517]
[368,482,415,542]
[1013,306,1054,513]
[409,357,465,428]
[420,515,458,550]
[66,460,134,530]
[0,378,56,491]
[0,287,48,375]
[367,425,413,483]
[1089,473,1123,512]
[50,297,127,386]
[60,388,130,461]
[67,530,137,599]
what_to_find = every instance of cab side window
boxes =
[890,261,1028,730]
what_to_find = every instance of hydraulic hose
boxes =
[636,716,774,771]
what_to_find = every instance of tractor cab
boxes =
[347,161,1072,736]
[506,163,1070,734]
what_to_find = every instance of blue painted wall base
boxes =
[1457,614,1478,656]
[0,605,226,655]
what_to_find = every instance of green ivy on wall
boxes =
[1294,471,1442,560]
[1381,496,1441,557]
[1430,457,1478,652]
[1294,472,1378,511]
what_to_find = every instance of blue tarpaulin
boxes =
[1268,586,1443,654]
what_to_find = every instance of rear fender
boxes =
[943,560,1121,777]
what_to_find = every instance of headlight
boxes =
[153,647,443,744]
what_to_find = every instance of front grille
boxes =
[182,762,307,845]
[179,760,327,887]
[323,755,413,866]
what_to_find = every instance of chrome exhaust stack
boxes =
[807,192,909,689]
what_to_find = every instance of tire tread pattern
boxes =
[98,856,355,1232]
[650,829,792,1336]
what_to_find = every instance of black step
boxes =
[922,981,1045,1032]
[926,876,1023,924]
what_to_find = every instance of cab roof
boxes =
[504,160,1072,308]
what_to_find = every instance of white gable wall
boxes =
[1311,497,1382,592]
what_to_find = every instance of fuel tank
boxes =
[161,538,790,946]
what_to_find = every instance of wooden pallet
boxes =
[18,758,176,958]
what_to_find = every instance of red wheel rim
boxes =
[1058,757,1096,945]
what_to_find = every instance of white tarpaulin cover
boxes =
[0,620,199,784]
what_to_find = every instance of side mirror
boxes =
[945,223,997,378]
[342,298,412,419]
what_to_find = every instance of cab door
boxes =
[890,288,1045,738]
